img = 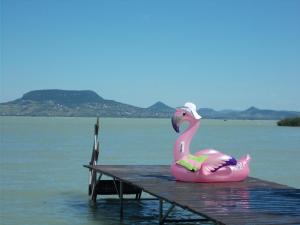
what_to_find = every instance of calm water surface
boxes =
[1,117,300,225]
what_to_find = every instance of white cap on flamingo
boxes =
[184,102,202,119]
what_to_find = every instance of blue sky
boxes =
[1,0,300,110]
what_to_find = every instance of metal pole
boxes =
[120,181,123,218]
[159,199,163,224]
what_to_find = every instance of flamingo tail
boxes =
[238,154,251,167]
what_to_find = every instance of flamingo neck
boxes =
[173,120,200,161]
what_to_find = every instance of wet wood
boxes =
[85,165,300,225]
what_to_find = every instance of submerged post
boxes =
[120,181,124,218]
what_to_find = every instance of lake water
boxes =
[1,117,300,225]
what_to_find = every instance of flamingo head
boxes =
[171,102,202,133]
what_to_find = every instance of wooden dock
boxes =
[85,119,300,224]
[85,164,300,225]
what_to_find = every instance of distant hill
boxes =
[0,89,172,118]
[237,106,300,120]
[147,101,174,117]
[22,89,104,104]
[148,101,173,111]
[1,89,299,119]
[197,106,300,120]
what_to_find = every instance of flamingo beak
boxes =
[171,114,181,133]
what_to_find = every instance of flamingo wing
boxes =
[201,154,237,175]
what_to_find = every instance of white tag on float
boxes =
[180,141,185,153]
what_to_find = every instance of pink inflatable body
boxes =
[171,102,251,182]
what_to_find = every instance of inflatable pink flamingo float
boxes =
[171,102,251,182]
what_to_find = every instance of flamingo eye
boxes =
[183,112,186,116]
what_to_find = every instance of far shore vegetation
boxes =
[277,117,300,127]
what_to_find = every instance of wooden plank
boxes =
[84,165,300,225]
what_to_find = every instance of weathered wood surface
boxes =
[86,165,300,225]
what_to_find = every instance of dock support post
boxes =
[159,199,163,223]
[159,200,176,225]
[119,181,123,218]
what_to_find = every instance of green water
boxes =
[1,117,300,225]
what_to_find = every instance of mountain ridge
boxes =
[22,89,104,104]
[1,89,299,119]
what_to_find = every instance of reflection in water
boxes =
[199,186,300,222]
[199,187,250,216]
